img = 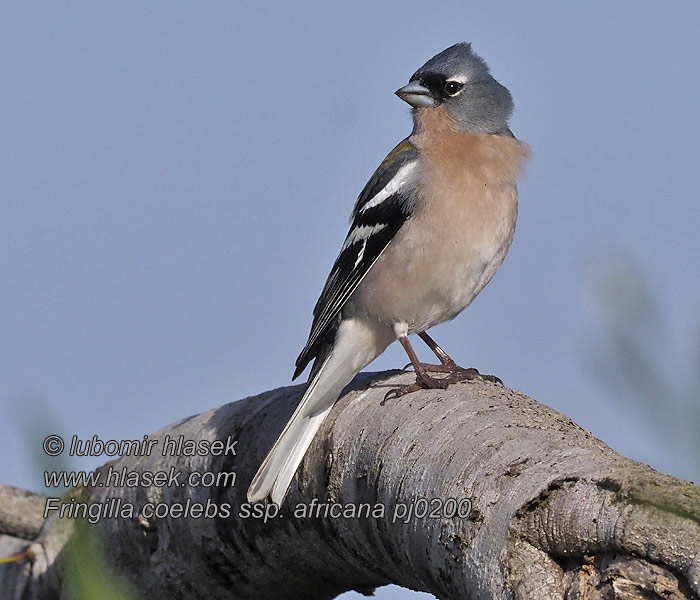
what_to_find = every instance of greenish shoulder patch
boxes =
[376,138,413,173]
[349,138,415,221]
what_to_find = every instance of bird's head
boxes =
[395,43,513,134]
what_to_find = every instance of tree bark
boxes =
[1,370,699,599]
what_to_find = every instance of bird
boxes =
[247,43,529,506]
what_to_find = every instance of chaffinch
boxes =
[248,43,529,505]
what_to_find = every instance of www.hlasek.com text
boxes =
[44,465,237,490]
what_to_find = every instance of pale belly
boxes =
[351,183,517,335]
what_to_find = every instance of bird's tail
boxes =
[247,319,387,506]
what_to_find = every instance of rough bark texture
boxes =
[0,485,45,541]
[1,370,699,599]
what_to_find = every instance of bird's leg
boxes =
[384,335,450,400]
[400,332,456,371]
[416,331,458,372]
[387,333,504,401]
[418,331,504,386]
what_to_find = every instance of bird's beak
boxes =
[395,81,435,108]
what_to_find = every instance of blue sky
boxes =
[2,3,699,598]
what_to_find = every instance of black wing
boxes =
[293,139,421,379]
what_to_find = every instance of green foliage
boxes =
[64,521,136,600]
[587,256,700,477]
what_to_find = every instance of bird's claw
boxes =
[382,371,450,404]
[382,384,418,403]
[419,362,454,373]
[446,367,504,386]
[382,366,504,404]
[484,373,504,386]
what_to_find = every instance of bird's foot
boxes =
[401,361,451,373]
[403,359,503,385]
[420,360,458,373]
[446,366,504,386]
[383,369,449,402]
[402,356,458,373]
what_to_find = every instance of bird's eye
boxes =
[444,81,464,96]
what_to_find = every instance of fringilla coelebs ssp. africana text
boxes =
[248,43,529,505]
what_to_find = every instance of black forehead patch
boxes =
[409,72,449,101]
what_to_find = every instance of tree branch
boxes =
[1,371,699,599]
[0,485,46,541]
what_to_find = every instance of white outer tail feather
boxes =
[246,319,389,506]
[246,355,337,505]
